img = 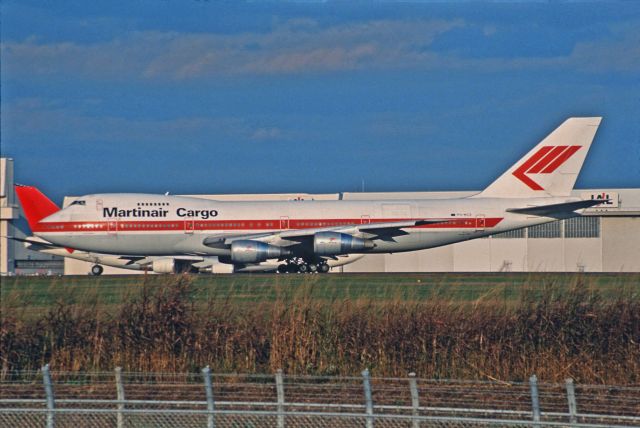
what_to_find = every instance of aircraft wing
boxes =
[119,256,153,266]
[506,199,608,217]
[202,233,275,248]
[357,220,447,238]
[279,219,445,240]
[132,255,208,266]
[202,219,447,249]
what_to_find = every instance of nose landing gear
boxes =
[91,265,104,276]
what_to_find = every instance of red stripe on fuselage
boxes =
[33,217,504,233]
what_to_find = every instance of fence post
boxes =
[42,364,55,428]
[115,367,125,428]
[202,366,215,428]
[565,378,578,425]
[362,369,374,428]
[529,374,541,426]
[408,372,420,428]
[275,369,285,428]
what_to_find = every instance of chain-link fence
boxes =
[1,366,638,427]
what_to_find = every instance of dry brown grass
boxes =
[1,274,639,384]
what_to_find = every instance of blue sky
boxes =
[2,0,639,202]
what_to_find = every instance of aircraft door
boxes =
[107,219,118,235]
[185,220,194,234]
[476,215,486,231]
[361,215,371,224]
[280,216,290,230]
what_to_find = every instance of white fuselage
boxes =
[34,193,572,256]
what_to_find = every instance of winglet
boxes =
[476,117,602,198]
[14,184,60,230]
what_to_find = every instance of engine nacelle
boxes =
[151,258,196,273]
[152,258,175,273]
[210,263,235,274]
[313,232,375,256]
[230,240,290,263]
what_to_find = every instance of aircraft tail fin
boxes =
[14,185,60,230]
[475,117,602,198]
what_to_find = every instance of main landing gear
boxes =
[277,258,330,274]
[91,264,104,276]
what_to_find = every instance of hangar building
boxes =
[1,157,638,275]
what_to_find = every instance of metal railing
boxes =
[1,365,638,427]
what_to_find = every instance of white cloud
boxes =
[1,19,464,80]
[483,25,497,37]
[2,18,638,81]
[250,127,283,141]
[567,26,640,73]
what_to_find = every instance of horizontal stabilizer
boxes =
[506,199,608,217]
[9,236,60,250]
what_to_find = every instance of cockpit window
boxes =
[70,200,86,206]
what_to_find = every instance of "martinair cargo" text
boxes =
[103,207,219,219]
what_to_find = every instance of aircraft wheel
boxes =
[308,264,318,273]
[91,265,104,276]
[318,263,330,273]
[277,264,288,274]
[298,264,309,274]
[287,264,299,274]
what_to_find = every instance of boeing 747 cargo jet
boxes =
[16,117,605,274]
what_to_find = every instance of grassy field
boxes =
[2,273,638,318]
[2,273,639,383]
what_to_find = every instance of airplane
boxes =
[15,117,606,274]
[13,235,364,275]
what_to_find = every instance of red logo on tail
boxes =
[513,145,581,190]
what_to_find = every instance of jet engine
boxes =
[152,258,196,273]
[152,258,176,273]
[228,240,290,263]
[313,232,374,256]
[210,263,235,274]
